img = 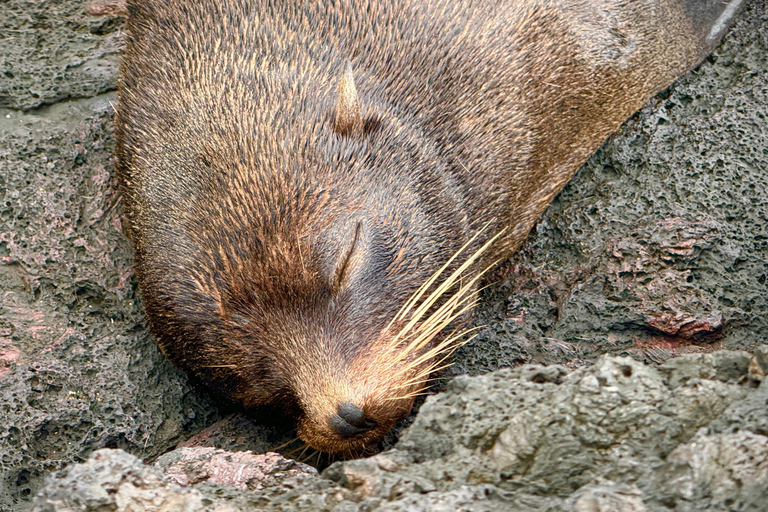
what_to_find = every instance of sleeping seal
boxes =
[116,0,742,454]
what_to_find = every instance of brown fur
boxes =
[116,0,740,454]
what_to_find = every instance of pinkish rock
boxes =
[155,447,317,492]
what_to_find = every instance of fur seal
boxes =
[116,0,742,454]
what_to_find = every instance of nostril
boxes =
[329,402,378,438]
[338,402,376,428]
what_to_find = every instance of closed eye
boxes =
[333,221,362,293]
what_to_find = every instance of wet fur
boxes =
[116,0,738,453]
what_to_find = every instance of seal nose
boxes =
[329,402,378,438]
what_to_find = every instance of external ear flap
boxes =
[334,61,364,137]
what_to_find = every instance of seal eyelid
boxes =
[333,221,362,293]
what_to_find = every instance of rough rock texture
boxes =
[0,92,226,508]
[0,0,122,111]
[30,448,318,512]
[0,3,222,509]
[31,353,768,511]
[155,447,317,492]
[29,449,206,512]
[1,0,767,510]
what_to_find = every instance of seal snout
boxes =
[329,402,378,438]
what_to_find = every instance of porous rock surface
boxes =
[1,0,767,510]
[0,89,223,508]
[155,447,318,492]
[0,0,122,110]
[31,352,768,511]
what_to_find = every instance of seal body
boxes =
[116,0,740,454]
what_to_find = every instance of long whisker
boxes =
[395,272,484,351]
[297,444,312,461]
[269,437,300,452]
[387,221,506,330]
[387,220,495,330]
[298,448,320,464]
[388,251,502,375]
[391,229,504,345]
[283,441,310,458]
[388,326,481,382]
[390,333,480,389]
[388,390,431,401]
[400,328,481,376]
[375,226,507,408]
[386,259,496,371]
[385,385,431,401]
[386,297,473,369]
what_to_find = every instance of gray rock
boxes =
[649,431,768,511]
[0,0,122,111]
[707,379,768,437]
[0,93,225,511]
[30,449,206,512]
[31,353,768,511]
[395,355,749,498]
[566,482,648,512]
[32,447,318,512]
[751,345,768,378]
[657,350,752,388]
